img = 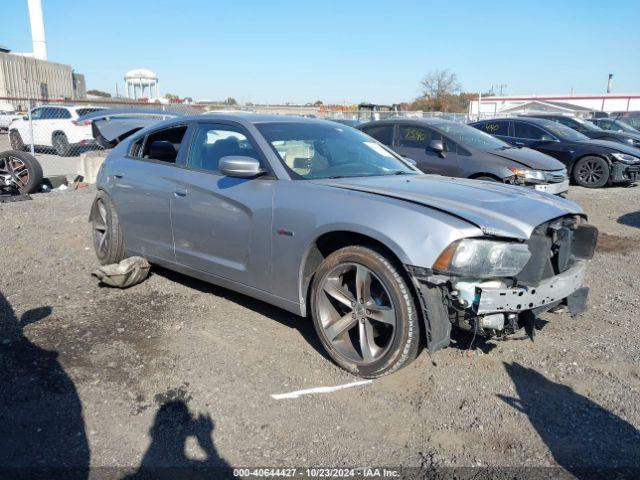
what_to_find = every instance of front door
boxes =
[394,124,460,176]
[170,122,274,290]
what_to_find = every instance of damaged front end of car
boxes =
[407,215,598,352]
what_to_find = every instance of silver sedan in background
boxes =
[91,115,597,377]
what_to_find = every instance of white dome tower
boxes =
[124,68,159,101]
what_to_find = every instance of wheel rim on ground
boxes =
[92,200,109,257]
[317,263,397,365]
[0,154,30,190]
[577,159,605,185]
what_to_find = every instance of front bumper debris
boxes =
[611,162,640,183]
[533,179,569,195]
[474,261,587,314]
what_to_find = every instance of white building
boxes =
[469,93,640,118]
[124,68,160,101]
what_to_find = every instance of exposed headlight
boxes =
[432,238,531,278]
[508,167,546,181]
[611,152,640,164]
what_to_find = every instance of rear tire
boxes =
[9,130,25,151]
[0,150,43,194]
[52,132,71,157]
[91,191,125,265]
[573,156,610,188]
[310,246,420,378]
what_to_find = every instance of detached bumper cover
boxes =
[474,261,587,314]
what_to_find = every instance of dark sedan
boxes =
[526,114,640,148]
[358,118,569,195]
[589,117,640,134]
[471,117,640,188]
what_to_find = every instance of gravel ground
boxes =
[0,183,639,479]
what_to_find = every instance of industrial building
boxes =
[469,93,640,118]
[0,0,86,111]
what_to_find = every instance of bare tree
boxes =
[419,70,461,99]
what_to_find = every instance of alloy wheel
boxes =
[577,159,605,185]
[92,200,109,257]
[0,154,30,190]
[317,263,397,364]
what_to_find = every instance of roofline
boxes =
[477,94,640,102]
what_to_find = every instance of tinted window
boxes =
[39,108,57,120]
[398,125,456,152]
[141,125,188,163]
[187,124,260,173]
[75,108,105,117]
[478,120,509,136]
[30,108,44,120]
[51,108,72,119]
[514,122,555,141]
[362,124,393,145]
[257,122,415,179]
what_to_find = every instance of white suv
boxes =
[9,105,106,156]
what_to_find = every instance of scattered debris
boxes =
[92,256,151,288]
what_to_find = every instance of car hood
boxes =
[580,138,640,155]
[487,147,564,170]
[312,175,582,240]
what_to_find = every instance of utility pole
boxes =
[606,74,613,94]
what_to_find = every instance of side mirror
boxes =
[428,139,445,156]
[219,156,263,178]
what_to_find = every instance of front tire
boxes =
[91,191,125,265]
[573,156,610,188]
[310,246,420,378]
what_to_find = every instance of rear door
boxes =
[394,124,460,176]
[170,121,275,290]
[475,119,512,143]
[109,124,190,262]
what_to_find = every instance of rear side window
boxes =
[76,108,105,117]
[140,125,188,163]
[362,124,393,145]
[478,120,509,136]
[514,122,554,141]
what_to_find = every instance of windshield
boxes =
[435,122,509,151]
[572,117,602,131]
[257,122,416,179]
[609,120,639,133]
[543,122,590,141]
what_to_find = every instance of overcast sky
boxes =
[2,0,639,104]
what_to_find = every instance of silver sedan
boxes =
[90,114,597,377]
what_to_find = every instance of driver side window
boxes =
[187,124,260,173]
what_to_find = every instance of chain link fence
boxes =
[0,96,474,158]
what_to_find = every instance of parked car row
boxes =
[471,117,640,188]
[88,112,597,377]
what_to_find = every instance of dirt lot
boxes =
[1,183,639,479]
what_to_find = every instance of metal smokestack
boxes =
[27,0,47,60]
[606,74,613,94]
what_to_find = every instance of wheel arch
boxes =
[468,172,503,181]
[298,229,412,317]
[51,130,67,140]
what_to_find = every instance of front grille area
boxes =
[516,216,597,286]
[544,170,568,184]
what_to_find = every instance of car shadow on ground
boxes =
[618,210,640,229]
[123,400,234,480]
[152,266,330,362]
[0,291,90,479]
[499,362,640,480]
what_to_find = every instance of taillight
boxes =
[72,119,92,126]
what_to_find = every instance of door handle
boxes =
[113,173,124,179]
[174,189,187,197]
